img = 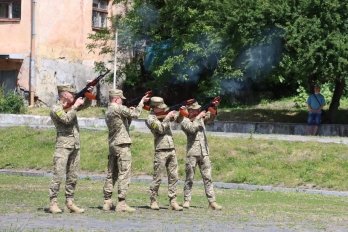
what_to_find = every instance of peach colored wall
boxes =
[0,0,31,90]
[0,0,31,54]
[0,0,120,105]
[35,0,104,60]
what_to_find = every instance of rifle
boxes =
[200,96,221,115]
[75,69,111,101]
[155,98,196,119]
[124,90,153,110]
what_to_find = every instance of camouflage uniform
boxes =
[103,95,144,201]
[180,111,216,203]
[49,98,91,201]
[145,113,179,202]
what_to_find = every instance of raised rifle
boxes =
[75,69,111,101]
[125,90,153,110]
[155,98,196,119]
[200,96,221,115]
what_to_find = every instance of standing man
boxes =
[145,97,183,211]
[102,89,148,212]
[178,101,222,210]
[307,84,326,135]
[48,84,92,214]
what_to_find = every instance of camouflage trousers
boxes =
[184,155,216,203]
[150,149,179,200]
[103,144,132,200]
[49,147,80,200]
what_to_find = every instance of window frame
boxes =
[92,0,108,30]
[0,0,21,22]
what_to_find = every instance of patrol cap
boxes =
[109,89,126,99]
[187,101,201,110]
[57,84,76,94]
[150,96,169,110]
[314,83,321,88]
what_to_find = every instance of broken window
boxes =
[92,0,108,29]
[0,0,21,20]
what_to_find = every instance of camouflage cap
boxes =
[187,101,201,110]
[109,89,126,99]
[150,96,169,110]
[57,84,76,94]
[314,83,321,88]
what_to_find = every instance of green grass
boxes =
[1,127,348,190]
[0,174,348,231]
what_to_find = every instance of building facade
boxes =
[0,0,120,106]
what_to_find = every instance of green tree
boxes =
[278,0,348,122]
[90,0,348,122]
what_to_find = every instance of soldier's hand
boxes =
[164,110,176,120]
[141,95,150,104]
[197,111,206,119]
[74,97,85,107]
[86,80,94,92]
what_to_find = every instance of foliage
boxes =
[88,0,348,114]
[0,87,25,114]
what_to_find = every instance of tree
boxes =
[90,0,348,122]
[278,0,348,122]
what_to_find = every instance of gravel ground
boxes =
[1,211,343,232]
[1,124,348,231]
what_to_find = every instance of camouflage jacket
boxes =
[180,112,214,157]
[145,113,175,151]
[50,100,91,149]
[105,102,143,146]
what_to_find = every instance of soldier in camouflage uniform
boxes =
[48,84,92,214]
[102,89,148,212]
[145,97,183,211]
[178,102,222,210]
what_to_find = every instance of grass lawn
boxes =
[1,127,348,191]
[0,174,348,231]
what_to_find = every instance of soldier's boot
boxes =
[116,199,136,213]
[66,199,85,213]
[103,199,114,211]
[170,198,183,211]
[150,198,160,210]
[209,201,222,210]
[182,201,190,209]
[49,198,62,214]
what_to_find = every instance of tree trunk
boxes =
[327,79,345,123]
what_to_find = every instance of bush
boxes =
[0,87,25,114]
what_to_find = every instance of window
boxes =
[92,0,108,29]
[0,0,21,20]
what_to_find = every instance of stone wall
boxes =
[1,114,348,137]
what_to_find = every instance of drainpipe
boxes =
[29,0,36,106]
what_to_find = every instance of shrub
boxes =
[0,87,25,114]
